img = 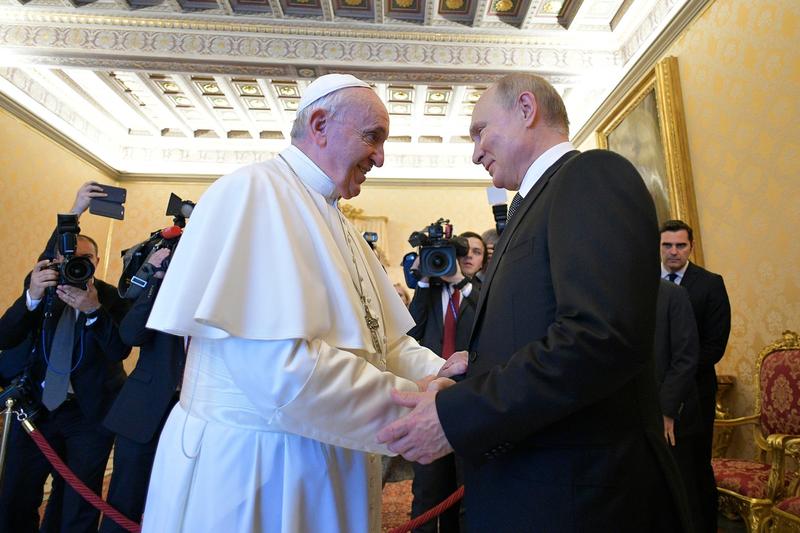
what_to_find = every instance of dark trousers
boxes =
[669,433,703,532]
[0,400,114,533]
[696,392,719,533]
[99,395,177,533]
[411,453,460,533]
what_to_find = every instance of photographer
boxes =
[99,239,187,532]
[406,230,486,533]
[0,183,130,533]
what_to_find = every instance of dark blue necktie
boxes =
[667,272,679,283]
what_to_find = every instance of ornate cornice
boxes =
[0,8,617,47]
[572,0,711,145]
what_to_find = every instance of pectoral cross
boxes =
[363,300,382,354]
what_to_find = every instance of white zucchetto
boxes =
[297,74,371,113]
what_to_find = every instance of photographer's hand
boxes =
[147,248,171,279]
[410,255,429,284]
[29,259,59,301]
[70,181,107,216]
[440,260,465,286]
[57,280,100,314]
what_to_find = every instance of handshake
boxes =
[415,350,467,393]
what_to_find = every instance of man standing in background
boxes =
[661,219,731,532]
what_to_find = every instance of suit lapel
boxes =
[470,150,578,344]
[432,288,444,332]
[680,262,698,289]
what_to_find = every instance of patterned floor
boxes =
[382,480,414,532]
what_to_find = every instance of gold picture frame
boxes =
[595,56,703,265]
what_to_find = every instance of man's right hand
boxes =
[663,415,676,446]
[147,248,171,279]
[29,259,59,301]
[410,255,429,284]
[70,181,107,216]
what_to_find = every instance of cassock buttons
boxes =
[469,351,478,363]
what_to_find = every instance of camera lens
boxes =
[62,257,95,284]
[421,248,456,278]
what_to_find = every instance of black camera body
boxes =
[408,219,468,281]
[0,373,42,421]
[48,214,95,289]
[118,193,194,299]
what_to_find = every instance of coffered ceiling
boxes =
[0,0,705,181]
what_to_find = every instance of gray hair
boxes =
[494,73,569,136]
[290,89,352,140]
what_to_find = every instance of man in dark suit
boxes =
[99,247,186,532]
[406,231,486,532]
[378,73,689,531]
[654,279,703,530]
[0,229,130,533]
[660,218,731,532]
[100,248,186,533]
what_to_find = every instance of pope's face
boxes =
[326,90,389,199]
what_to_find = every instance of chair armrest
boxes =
[765,434,800,499]
[714,414,760,428]
[767,434,800,451]
[785,438,800,457]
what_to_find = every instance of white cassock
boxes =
[140,145,444,533]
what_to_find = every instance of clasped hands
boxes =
[376,350,467,464]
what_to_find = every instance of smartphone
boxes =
[97,184,127,204]
[90,198,125,220]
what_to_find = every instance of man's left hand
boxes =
[57,281,100,314]
[377,389,453,464]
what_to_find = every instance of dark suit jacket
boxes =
[407,278,480,356]
[103,279,186,444]
[0,279,130,424]
[436,150,688,531]
[680,262,731,405]
[654,280,702,436]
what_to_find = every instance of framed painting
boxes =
[595,56,703,265]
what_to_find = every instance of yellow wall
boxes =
[0,110,113,309]
[664,0,800,455]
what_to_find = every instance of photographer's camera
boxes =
[407,219,468,281]
[48,214,95,289]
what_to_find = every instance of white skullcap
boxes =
[296,74,371,113]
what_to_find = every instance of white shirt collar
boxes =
[518,142,575,198]
[281,145,338,203]
[661,262,689,282]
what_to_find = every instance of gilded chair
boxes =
[711,330,800,533]
[767,437,800,532]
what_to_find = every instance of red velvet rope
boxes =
[25,425,142,533]
[24,419,462,533]
[388,485,464,533]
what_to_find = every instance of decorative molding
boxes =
[0,7,613,46]
[572,0,711,146]
[0,23,613,74]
